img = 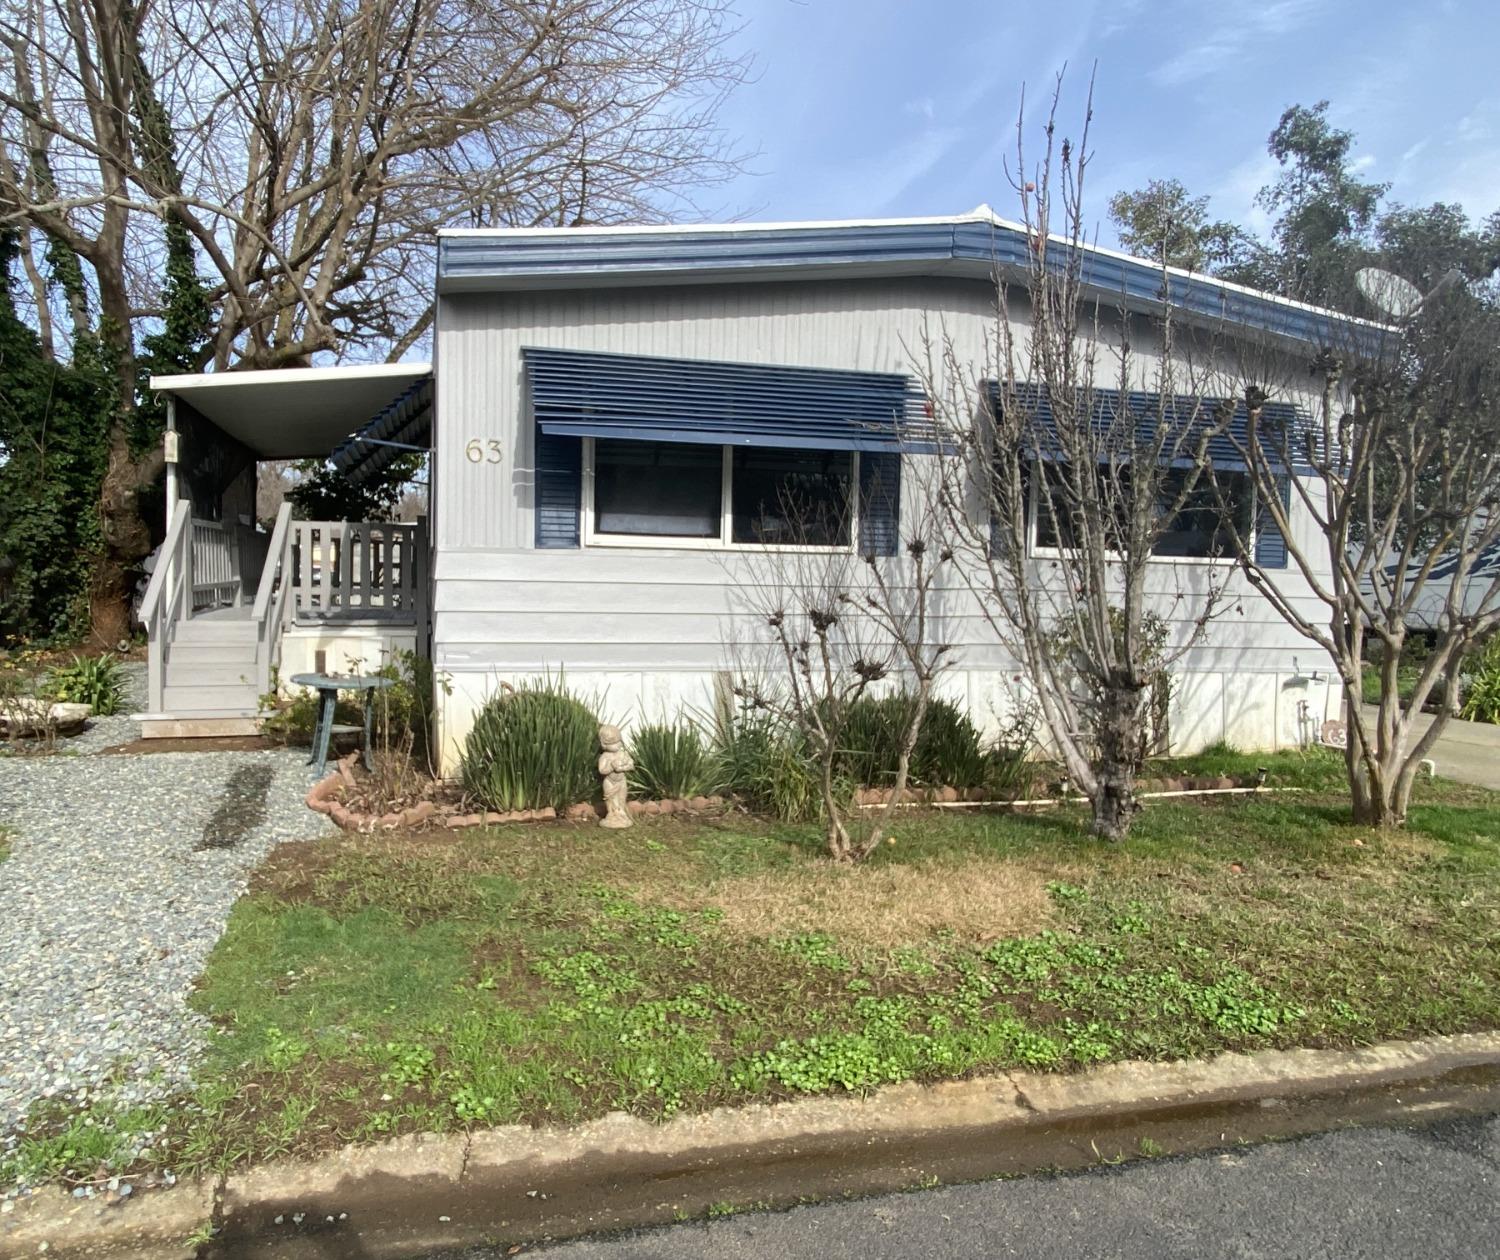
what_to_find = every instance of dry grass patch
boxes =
[655,855,1058,949]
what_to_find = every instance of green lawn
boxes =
[5,747,1499,1188]
[1362,663,1424,706]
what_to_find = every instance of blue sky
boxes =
[710,0,1500,247]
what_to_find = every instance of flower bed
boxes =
[305,754,729,832]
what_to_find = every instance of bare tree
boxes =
[732,479,956,864]
[1218,279,1500,826]
[0,0,748,639]
[924,81,1237,841]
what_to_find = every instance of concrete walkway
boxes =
[1362,707,1500,790]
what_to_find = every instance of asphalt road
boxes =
[447,1111,1499,1260]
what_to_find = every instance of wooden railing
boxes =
[287,519,425,622]
[190,518,241,611]
[250,502,294,695]
[140,503,192,712]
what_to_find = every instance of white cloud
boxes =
[1209,149,1279,238]
[1399,138,1430,167]
[1433,146,1500,216]
[1150,0,1326,88]
[1455,100,1499,143]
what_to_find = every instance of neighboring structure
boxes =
[147,207,1358,761]
[1369,540,1500,633]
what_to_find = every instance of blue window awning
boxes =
[525,347,936,453]
[990,381,1311,473]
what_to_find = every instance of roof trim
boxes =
[436,209,1386,349]
[150,362,431,394]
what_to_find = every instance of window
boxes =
[584,439,856,549]
[1025,461,1255,560]
[592,440,722,539]
[1154,468,1253,558]
[731,448,852,546]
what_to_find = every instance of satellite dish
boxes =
[1355,267,1424,320]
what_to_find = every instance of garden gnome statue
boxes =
[597,724,634,828]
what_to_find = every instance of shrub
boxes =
[836,694,988,789]
[712,704,821,822]
[913,698,987,788]
[370,650,449,774]
[835,694,906,787]
[462,679,602,812]
[628,721,721,800]
[44,654,126,716]
[1460,636,1500,724]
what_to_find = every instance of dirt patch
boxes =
[655,856,1057,949]
[250,837,347,901]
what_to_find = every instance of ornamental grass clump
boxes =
[462,680,601,812]
[838,694,988,789]
[44,653,127,716]
[1460,645,1500,724]
[713,709,821,822]
[628,721,722,800]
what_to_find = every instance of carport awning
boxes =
[150,363,433,460]
[328,377,434,483]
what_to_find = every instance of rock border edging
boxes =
[304,757,731,832]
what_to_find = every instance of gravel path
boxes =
[0,658,147,757]
[0,665,331,1144]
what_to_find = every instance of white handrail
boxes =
[252,502,295,694]
[144,503,193,712]
[251,502,294,622]
[140,503,191,628]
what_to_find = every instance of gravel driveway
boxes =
[0,663,331,1141]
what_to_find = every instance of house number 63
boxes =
[465,439,503,464]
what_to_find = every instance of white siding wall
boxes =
[279,625,418,683]
[431,277,1339,775]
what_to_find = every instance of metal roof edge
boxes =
[150,362,432,393]
[436,212,1387,344]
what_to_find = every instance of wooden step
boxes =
[165,660,258,690]
[172,618,258,644]
[166,642,260,668]
[161,683,261,713]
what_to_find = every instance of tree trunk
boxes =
[821,753,854,863]
[1344,680,1408,828]
[1090,674,1145,841]
[93,430,163,647]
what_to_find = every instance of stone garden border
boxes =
[304,755,731,833]
[306,755,1270,834]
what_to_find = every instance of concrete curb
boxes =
[6,1031,1498,1259]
